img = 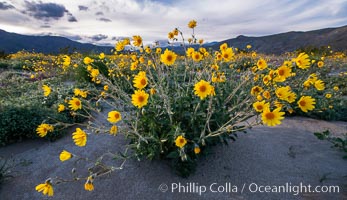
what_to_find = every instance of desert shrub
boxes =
[0,103,68,145]
[29,20,347,196]
[0,73,90,146]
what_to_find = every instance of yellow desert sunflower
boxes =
[286,92,297,103]
[262,75,272,85]
[263,90,271,99]
[275,86,291,101]
[192,51,203,62]
[83,57,94,65]
[194,146,201,154]
[131,90,149,108]
[115,41,125,51]
[109,125,118,136]
[212,72,226,83]
[84,176,94,191]
[132,35,143,47]
[35,179,54,196]
[295,53,310,69]
[325,93,332,99]
[253,100,270,112]
[145,46,152,53]
[221,48,234,62]
[194,80,213,100]
[314,80,325,91]
[257,58,267,70]
[175,135,187,148]
[274,65,292,82]
[168,32,175,39]
[156,48,162,54]
[72,128,87,147]
[188,20,197,28]
[42,85,51,97]
[297,96,315,112]
[123,38,130,45]
[133,71,148,89]
[261,108,285,126]
[160,49,177,66]
[173,28,179,36]
[99,52,105,59]
[150,88,156,95]
[90,68,99,78]
[220,43,228,51]
[186,47,195,57]
[36,124,54,137]
[251,86,263,96]
[57,104,65,112]
[74,88,88,98]
[107,111,122,124]
[63,55,71,67]
[59,150,72,162]
[69,97,82,111]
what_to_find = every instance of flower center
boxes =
[138,96,145,103]
[278,69,284,76]
[179,139,185,144]
[257,105,263,110]
[140,78,147,86]
[114,113,119,119]
[167,55,173,62]
[199,85,207,92]
[75,101,80,106]
[299,100,306,106]
[265,112,275,120]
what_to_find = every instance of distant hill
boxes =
[0,29,113,54]
[213,25,347,54]
[1,25,347,55]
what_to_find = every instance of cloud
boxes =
[1,0,346,45]
[23,1,66,20]
[78,5,88,11]
[0,2,15,10]
[67,13,77,22]
[90,34,108,41]
[111,36,129,41]
[40,25,50,28]
[98,18,111,22]
[22,1,77,23]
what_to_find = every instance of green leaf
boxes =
[166,151,179,159]
[314,132,325,140]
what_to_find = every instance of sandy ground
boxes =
[0,116,346,200]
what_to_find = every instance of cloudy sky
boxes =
[1,0,347,46]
